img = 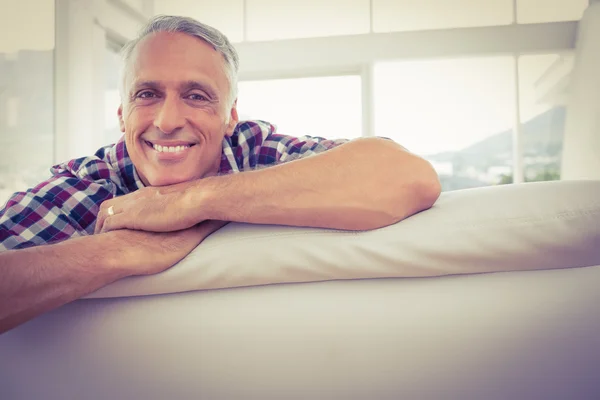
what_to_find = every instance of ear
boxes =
[225,100,238,137]
[118,105,126,133]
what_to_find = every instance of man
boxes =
[0,16,441,333]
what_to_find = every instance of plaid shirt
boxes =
[0,120,348,251]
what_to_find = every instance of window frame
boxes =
[52,0,587,185]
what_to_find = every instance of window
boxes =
[374,57,516,191]
[373,53,576,191]
[518,53,574,182]
[0,0,55,204]
[105,44,123,145]
[237,75,363,139]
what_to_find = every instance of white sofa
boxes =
[1,180,599,400]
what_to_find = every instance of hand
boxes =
[108,220,228,276]
[95,182,202,234]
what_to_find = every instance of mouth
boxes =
[144,140,197,154]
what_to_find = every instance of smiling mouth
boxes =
[145,140,196,153]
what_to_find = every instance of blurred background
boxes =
[0,0,599,203]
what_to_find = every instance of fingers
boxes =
[99,212,128,234]
[95,201,112,234]
[95,201,120,234]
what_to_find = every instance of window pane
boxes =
[154,0,244,43]
[105,45,123,145]
[374,57,515,191]
[373,0,513,33]
[0,0,55,204]
[517,0,588,24]
[237,76,362,139]
[246,0,370,41]
[518,53,574,182]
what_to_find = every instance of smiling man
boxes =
[0,15,440,332]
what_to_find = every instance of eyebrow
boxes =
[130,80,220,101]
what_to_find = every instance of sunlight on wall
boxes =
[373,0,513,32]
[518,0,589,23]
[154,0,245,42]
[0,0,55,53]
[153,0,589,42]
[246,0,370,41]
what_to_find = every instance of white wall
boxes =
[561,1,600,180]
[0,0,55,53]
[152,0,588,43]
[233,22,577,80]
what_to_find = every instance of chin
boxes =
[148,173,196,187]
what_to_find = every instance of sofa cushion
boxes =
[86,180,600,299]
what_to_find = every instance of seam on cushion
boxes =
[432,205,600,229]
[196,206,600,251]
[394,208,600,240]
[446,207,600,230]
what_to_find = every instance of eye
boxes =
[136,90,157,99]
[187,93,208,101]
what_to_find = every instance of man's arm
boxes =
[96,137,441,233]
[0,220,227,334]
[197,137,441,230]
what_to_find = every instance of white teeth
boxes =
[152,143,191,153]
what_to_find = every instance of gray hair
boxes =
[120,15,239,107]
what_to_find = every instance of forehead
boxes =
[125,31,229,94]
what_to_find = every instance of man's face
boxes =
[119,31,238,187]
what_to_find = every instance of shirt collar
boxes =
[107,126,243,192]
[107,136,146,194]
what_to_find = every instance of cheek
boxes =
[125,109,152,140]
[124,111,150,166]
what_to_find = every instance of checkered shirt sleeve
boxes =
[1,120,350,251]
[0,161,117,251]
[220,120,350,173]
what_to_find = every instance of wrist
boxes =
[186,175,226,221]
[47,232,135,283]
[96,231,138,279]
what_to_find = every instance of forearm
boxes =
[0,233,128,334]
[194,138,441,230]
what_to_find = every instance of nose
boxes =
[154,95,185,134]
